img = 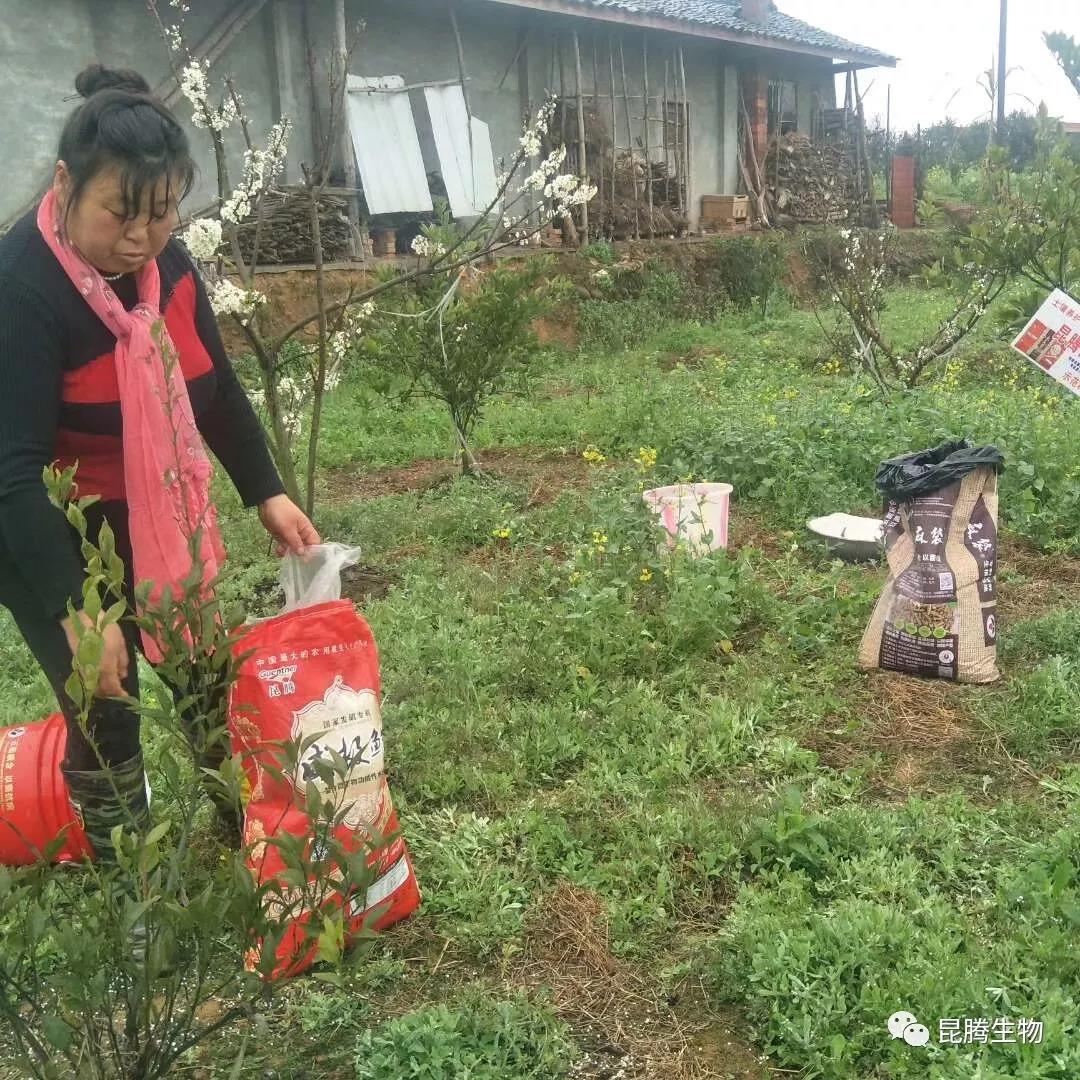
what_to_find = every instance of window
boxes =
[767,80,798,137]
[663,100,689,153]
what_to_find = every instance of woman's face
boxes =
[53,162,180,275]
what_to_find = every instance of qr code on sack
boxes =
[939,572,954,591]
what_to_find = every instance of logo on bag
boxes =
[259,664,299,697]
[290,676,385,826]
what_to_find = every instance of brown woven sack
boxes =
[858,443,1003,684]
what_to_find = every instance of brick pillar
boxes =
[890,155,916,228]
[741,71,769,169]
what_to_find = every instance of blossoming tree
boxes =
[153,3,595,514]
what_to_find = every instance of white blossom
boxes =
[520,130,542,158]
[545,174,597,216]
[182,218,222,262]
[219,118,291,224]
[327,300,376,368]
[180,61,209,115]
[520,145,568,193]
[411,235,447,259]
[209,278,265,321]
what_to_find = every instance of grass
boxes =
[3,282,1080,1078]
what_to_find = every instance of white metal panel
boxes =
[346,75,433,215]
[423,85,499,219]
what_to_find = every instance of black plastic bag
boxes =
[875,440,1005,502]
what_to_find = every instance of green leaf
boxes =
[42,1015,72,1051]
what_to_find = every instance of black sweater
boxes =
[0,212,284,619]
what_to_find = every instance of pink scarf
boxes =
[37,190,226,662]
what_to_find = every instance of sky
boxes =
[778,0,1079,132]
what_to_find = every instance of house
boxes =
[0,0,895,239]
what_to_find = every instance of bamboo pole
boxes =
[573,31,590,242]
[448,2,477,210]
[334,0,360,256]
[618,36,640,240]
[738,85,770,226]
[593,35,604,239]
[642,34,654,238]
[678,47,691,225]
[608,36,618,219]
[853,70,881,227]
[663,56,671,206]
[558,34,567,149]
[673,48,684,217]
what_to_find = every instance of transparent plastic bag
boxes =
[279,542,362,613]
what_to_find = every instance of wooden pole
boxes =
[678,47,691,226]
[673,48,684,217]
[518,28,533,232]
[334,0,360,256]
[301,0,323,170]
[448,2,477,209]
[885,84,892,209]
[642,34,654,238]
[996,0,1008,144]
[619,36,640,240]
[663,56,671,206]
[609,36,618,223]
[573,31,590,242]
[738,86,769,226]
[558,35,567,149]
[853,70,880,227]
[593,35,605,239]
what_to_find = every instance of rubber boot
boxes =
[63,752,151,961]
[63,752,151,869]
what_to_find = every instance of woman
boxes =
[0,65,318,863]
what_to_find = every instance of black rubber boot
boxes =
[63,751,151,869]
[63,752,152,962]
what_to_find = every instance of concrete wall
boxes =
[0,0,839,231]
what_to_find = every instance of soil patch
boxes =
[340,563,395,606]
[217,267,377,356]
[998,537,1080,624]
[323,446,595,507]
[807,671,1022,801]
[535,311,581,350]
[728,512,790,561]
[658,346,723,372]
[515,882,769,1080]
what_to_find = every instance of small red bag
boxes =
[228,546,419,979]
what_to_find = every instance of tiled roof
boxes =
[544,0,896,66]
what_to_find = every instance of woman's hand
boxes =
[60,613,129,698]
[258,494,321,557]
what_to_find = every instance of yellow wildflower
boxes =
[582,445,607,465]
[639,567,653,583]
[635,446,658,472]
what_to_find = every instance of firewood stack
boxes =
[764,134,859,226]
[234,190,353,265]
[596,153,689,240]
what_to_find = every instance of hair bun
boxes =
[74,64,151,99]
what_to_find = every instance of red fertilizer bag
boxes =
[229,544,420,979]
